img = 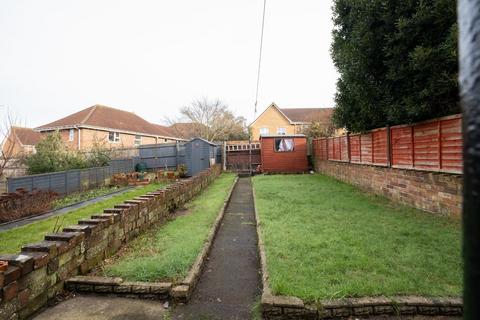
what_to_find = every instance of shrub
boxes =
[0,188,58,223]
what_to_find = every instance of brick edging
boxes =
[252,182,463,319]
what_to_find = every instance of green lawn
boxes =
[0,183,167,254]
[252,174,462,301]
[101,173,237,282]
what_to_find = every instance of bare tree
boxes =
[0,110,20,181]
[177,98,248,141]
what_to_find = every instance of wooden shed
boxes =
[260,134,308,173]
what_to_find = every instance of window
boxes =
[274,138,294,152]
[68,129,74,141]
[260,127,269,136]
[134,135,142,146]
[108,132,120,143]
[277,127,286,135]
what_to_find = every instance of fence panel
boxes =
[372,129,388,166]
[7,159,135,194]
[391,126,413,168]
[413,121,440,170]
[360,133,373,164]
[349,135,361,163]
[313,114,462,175]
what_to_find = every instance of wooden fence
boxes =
[313,114,463,174]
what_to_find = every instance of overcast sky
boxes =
[0,0,338,128]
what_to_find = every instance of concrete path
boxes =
[33,295,168,320]
[0,187,132,232]
[172,177,261,320]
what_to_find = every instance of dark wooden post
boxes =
[458,0,480,318]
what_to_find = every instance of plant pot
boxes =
[0,260,8,271]
[166,172,175,179]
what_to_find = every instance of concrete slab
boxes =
[33,295,168,320]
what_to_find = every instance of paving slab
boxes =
[172,176,261,320]
[32,294,168,320]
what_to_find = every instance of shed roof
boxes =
[11,127,43,146]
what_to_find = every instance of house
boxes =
[249,103,334,141]
[35,104,184,150]
[1,127,43,157]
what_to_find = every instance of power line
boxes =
[254,0,267,120]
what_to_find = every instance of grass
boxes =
[52,186,128,210]
[0,182,167,254]
[252,174,462,302]
[101,173,237,282]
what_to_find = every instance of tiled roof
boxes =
[11,127,43,146]
[36,105,177,138]
[279,107,334,124]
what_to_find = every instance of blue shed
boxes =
[184,138,217,176]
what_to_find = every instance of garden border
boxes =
[252,182,463,320]
[64,175,239,303]
[0,166,221,320]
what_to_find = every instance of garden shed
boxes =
[184,138,217,177]
[260,134,308,173]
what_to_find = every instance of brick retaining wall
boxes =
[0,165,221,320]
[314,160,462,216]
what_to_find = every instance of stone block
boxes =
[3,267,21,285]
[113,283,132,293]
[418,306,440,315]
[18,291,47,320]
[94,285,113,293]
[21,241,59,257]
[2,281,18,301]
[373,305,395,314]
[353,306,373,315]
[18,289,30,307]
[23,252,49,269]
[171,285,189,302]
[63,225,93,237]
[47,257,59,274]
[149,282,171,294]
[0,254,34,276]
[17,267,47,300]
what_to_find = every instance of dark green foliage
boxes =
[331,0,459,132]
[25,132,88,174]
[24,131,113,174]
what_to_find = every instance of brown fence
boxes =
[313,114,463,174]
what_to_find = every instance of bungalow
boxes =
[1,126,43,157]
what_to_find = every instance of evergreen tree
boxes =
[331,0,459,132]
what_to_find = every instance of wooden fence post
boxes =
[387,125,392,168]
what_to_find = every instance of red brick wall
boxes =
[314,159,462,216]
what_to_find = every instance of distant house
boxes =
[35,104,184,150]
[2,127,43,157]
[249,103,334,141]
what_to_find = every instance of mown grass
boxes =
[252,174,462,301]
[0,183,167,254]
[102,173,237,282]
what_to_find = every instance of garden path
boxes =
[172,176,261,320]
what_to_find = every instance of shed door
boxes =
[191,141,206,176]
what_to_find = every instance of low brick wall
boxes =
[314,160,462,216]
[0,165,221,320]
